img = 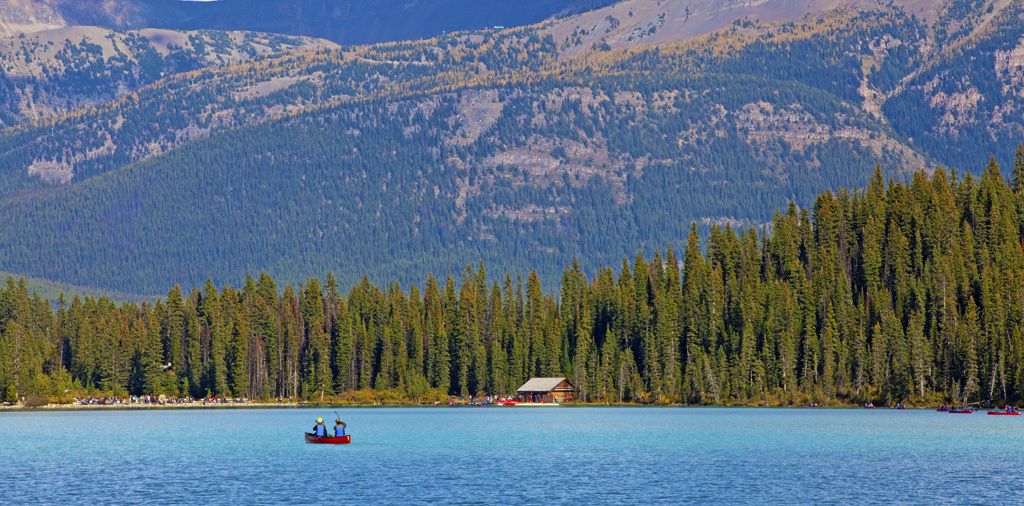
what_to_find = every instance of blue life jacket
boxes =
[335,427,345,437]
[315,424,326,436]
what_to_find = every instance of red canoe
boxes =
[986,411,1021,415]
[305,433,351,444]
[948,408,974,414]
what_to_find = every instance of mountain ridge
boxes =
[0,0,620,43]
[2,0,1024,296]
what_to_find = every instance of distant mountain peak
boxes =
[2,0,620,44]
[543,0,958,58]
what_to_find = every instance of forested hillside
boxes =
[0,26,334,129]
[1,0,1024,297]
[884,0,1024,170]
[0,7,945,294]
[4,153,1024,407]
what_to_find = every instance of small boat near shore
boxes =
[986,411,1021,415]
[948,408,974,414]
[305,433,351,444]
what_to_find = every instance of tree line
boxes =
[2,6,976,297]
[4,149,1024,405]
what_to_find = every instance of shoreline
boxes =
[0,401,970,411]
[0,401,303,411]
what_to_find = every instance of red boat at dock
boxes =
[305,433,352,444]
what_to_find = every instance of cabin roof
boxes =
[517,377,573,393]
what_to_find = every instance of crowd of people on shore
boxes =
[432,395,517,406]
[72,395,250,406]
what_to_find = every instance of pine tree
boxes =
[525,270,545,377]
[573,306,594,402]
[962,297,981,403]
[303,278,332,398]
[165,285,185,392]
[227,312,250,398]
[908,310,928,399]
[281,285,301,397]
[201,279,228,397]
[184,304,202,398]
[488,283,508,396]
[1012,144,1024,194]
[333,296,354,392]
[444,274,463,396]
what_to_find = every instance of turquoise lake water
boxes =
[2,407,1024,504]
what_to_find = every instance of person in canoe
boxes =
[313,417,327,437]
[334,418,347,437]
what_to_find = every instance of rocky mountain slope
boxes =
[0,0,619,44]
[0,25,334,130]
[1,0,1023,295]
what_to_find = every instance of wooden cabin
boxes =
[516,377,575,403]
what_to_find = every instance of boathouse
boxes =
[516,377,575,403]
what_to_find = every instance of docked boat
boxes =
[305,433,351,444]
[986,411,1021,415]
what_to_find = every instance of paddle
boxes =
[334,410,347,437]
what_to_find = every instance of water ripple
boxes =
[2,408,1024,504]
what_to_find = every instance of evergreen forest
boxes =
[5,152,1024,407]
[2,7,991,295]
[3,3,1024,297]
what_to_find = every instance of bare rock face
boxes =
[994,39,1024,82]
[0,24,337,130]
[2,0,614,46]
[0,0,65,37]
[543,0,951,59]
